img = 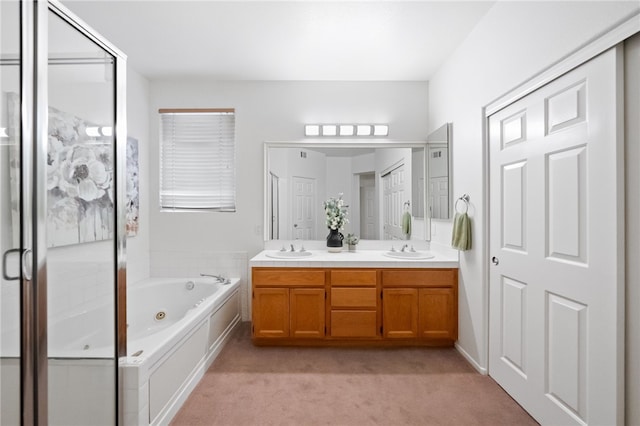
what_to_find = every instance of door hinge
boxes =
[380,325,383,334]
[380,290,383,299]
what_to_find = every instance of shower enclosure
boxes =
[1,1,126,424]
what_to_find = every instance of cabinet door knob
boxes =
[491,256,499,266]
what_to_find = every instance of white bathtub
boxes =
[123,276,241,425]
[1,276,240,425]
[10,276,240,425]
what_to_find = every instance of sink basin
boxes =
[265,251,313,259]
[383,251,435,260]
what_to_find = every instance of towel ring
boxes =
[455,194,470,214]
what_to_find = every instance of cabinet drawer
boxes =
[331,311,377,337]
[253,269,325,287]
[382,269,456,287]
[331,288,377,308]
[330,270,377,287]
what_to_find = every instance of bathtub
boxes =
[123,276,241,425]
[0,276,240,425]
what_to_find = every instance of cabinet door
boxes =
[253,288,290,338]
[382,288,418,338]
[290,288,325,338]
[418,288,456,340]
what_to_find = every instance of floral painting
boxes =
[126,137,139,237]
[46,107,114,247]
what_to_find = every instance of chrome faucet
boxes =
[200,273,228,284]
[400,244,409,252]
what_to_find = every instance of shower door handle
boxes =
[22,249,32,281]
[2,248,32,281]
[2,248,21,281]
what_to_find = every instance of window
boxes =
[159,108,236,211]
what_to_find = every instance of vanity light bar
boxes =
[304,123,389,137]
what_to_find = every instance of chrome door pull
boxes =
[2,248,21,281]
[22,249,32,281]
[491,256,499,266]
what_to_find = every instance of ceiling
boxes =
[61,1,495,81]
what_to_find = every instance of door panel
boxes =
[290,288,325,338]
[292,176,315,240]
[489,47,623,425]
[383,288,418,338]
[382,164,406,240]
[253,288,289,338]
[47,10,118,424]
[0,2,22,424]
[418,288,455,340]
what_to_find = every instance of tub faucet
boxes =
[200,273,227,283]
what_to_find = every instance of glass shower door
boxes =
[2,2,126,423]
[47,8,117,425]
[0,1,22,424]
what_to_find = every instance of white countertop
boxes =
[250,244,459,269]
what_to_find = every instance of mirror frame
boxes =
[263,139,429,242]
[426,123,453,227]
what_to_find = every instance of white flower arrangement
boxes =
[323,193,349,231]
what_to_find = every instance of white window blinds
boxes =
[160,109,236,211]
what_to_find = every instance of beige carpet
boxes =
[172,323,538,426]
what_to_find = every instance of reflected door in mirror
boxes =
[428,146,449,219]
[382,164,406,240]
[292,176,315,239]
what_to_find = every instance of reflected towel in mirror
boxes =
[402,211,412,235]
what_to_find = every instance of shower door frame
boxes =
[19,1,128,424]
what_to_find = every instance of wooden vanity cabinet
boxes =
[252,269,325,339]
[252,267,458,346]
[382,269,458,344]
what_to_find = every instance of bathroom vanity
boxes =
[250,249,458,347]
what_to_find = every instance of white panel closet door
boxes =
[489,47,623,425]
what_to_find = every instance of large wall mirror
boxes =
[264,141,429,242]
[426,123,453,221]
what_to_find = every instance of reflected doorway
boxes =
[359,173,376,239]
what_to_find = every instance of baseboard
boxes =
[455,342,487,375]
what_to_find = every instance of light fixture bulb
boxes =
[322,125,337,136]
[86,127,101,137]
[305,124,320,136]
[101,126,113,136]
[356,125,372,136]
[339,125,354,136]
[373,124,389,136]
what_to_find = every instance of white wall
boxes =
[125,67,151,284]
[427,0,639,386]
[148,81,428,259]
